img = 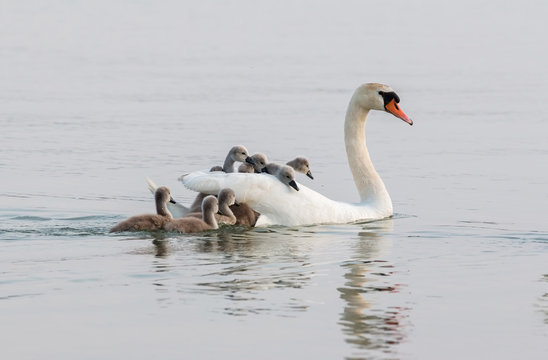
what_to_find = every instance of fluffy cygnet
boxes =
[185,188,237,225]
[221,145,255,173]
[230,203,261,227]
[261,164,299,191]
[238,153,268,173]
[164,195,219,233]
[110,186,175,233]
[286,157,314,179]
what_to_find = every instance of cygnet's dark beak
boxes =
[306,170,314,180]
[169,197,177,204]
[245,156,256,166]
[288,180,299,191]
[261,167,268,173]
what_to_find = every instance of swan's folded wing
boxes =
[180,170,227,195]
[180,171,297,207]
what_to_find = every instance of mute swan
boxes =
[286,157,314,179]
[110,186,175,232]
[238,153,268,173]
[185,188,237,225]
[164,195,219,232]
[181,83,412,226]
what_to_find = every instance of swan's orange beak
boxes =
[385,99,413,125]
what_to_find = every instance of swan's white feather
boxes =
[180,170,389,226]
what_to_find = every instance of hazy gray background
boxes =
[1,1,547,359]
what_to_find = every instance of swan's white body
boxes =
[181,171,392,226]
[180,83,412,227]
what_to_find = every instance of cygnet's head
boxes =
[353,83,412,125]
[218,188,236,207]
[251,153,268,172]
[277,165,299,191]
[286,157,313,179]
[210,165,223,172]
[202,195,219,214]
[155,186,176,204]
[261,162,281,175]
[229,145,255,166]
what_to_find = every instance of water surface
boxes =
[1,1,547,359]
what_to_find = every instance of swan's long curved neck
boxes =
[344,98,392,211]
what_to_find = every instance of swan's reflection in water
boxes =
[338,218,408,357]
[139,219,408,354]
[540,274,548,325]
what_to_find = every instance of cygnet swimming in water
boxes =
[185,188,237,225]
[230,203,261,227]
[286,157,314,179]
[238,153,268,173]
[164,195,219,233]
[110,186,175,233]
[261,164,299,191]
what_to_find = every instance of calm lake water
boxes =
[1,1,547,359]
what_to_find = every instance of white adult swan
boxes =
[181,83,412,226]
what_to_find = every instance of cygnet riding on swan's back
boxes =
[164,195,219,233]
[181,83,412,226]
[263,165,299,191]
[110,186,176,232]
[286,157,314,179]
[261,157,313,180]
[187,145,255,213]
[218,145,256,173]
[238,153,268,173]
